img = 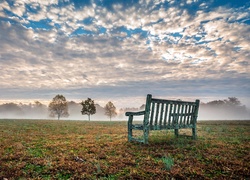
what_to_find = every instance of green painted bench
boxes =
[125,94,200,144]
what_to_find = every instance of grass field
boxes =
[0,119,249,179]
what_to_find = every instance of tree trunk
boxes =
[88,115,90,121]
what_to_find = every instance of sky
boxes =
[0,0,250,109]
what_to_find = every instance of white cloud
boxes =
[0,0,249,108]
[0,1,11,11]
[12,1,26,17]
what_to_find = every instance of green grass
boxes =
[162,156,174,170]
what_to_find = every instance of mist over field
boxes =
[0,99,249,121]
[198,106,250,120]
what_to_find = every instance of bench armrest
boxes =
[125,111,145,116]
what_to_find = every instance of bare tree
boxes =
[104,101,117,121]
[48,95,69,120]
[80,98,96,121]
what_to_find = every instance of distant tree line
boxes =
[199,97,249,120]
[0,101,47,119]
[0,94,118,120]
[47,95,118,120]
[0,96,249,120]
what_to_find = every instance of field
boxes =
[0,119,249,179]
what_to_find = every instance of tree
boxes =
[0,103,24,117]
[225,97,241,107]
[206,97,241,107]
[80,98,96,121]
[48,95,69,120]
[104,101,117,121]
[207,100,225,106]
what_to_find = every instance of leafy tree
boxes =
[31,101,47,117]
[207,100,225,106]
[34,101,43,107]
[48,95,69,120]
[0,103,24,116]
[80,98,96,121]
[225,97,241,107]
[207,97,241,107]
[104,101,117,121]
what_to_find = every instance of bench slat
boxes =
[149,124,195,130]
[173,103,177,127]
[152,98,197,105]
[159,103,164,127]
[154,102,160,126]
[163,103,169,128]
[177,104,181,125]
[168,104,173,126]
[180,104,184,124]
[149,102,155,126]
[184,104,188,125]
[187,105,193,124]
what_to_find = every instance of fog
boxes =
[0,100,249,121]
[0,102,111,121]
[198,106,250,120]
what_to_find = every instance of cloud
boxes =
[0,0,249,110]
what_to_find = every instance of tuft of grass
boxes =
[56,172,72,179]
[162,156,174,171]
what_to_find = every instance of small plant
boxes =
[56,172,72,179]
[96,162,102,173]
[204,126,212,133]
[162,156,174,171]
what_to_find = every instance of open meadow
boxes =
[0,119,249,179]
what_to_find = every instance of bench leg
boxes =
[174,129,179,137]
[128,116,133,142]
[143,127,149,144]
[128,126,132,142]
[192,127,197,140]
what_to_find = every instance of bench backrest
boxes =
[144,94,200,130]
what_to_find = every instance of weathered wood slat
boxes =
[151,98,197,105]
[163,103,169,128]
[155,103,160,126]
[177,104,181,125]
[180,104,184,124]
[187,105,192,124]
[159,103,164,127]
[168,104,173,126]
[173,104,177,127]
[150,102,155,126]
[132,124,144,130]
[126,111,145,116]
[184,104,188,125]
[126,94,200,144]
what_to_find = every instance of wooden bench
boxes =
[125,94,200,144]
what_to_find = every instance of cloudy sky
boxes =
[0,0,250,108]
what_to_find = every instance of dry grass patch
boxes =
[0,119,249,179]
